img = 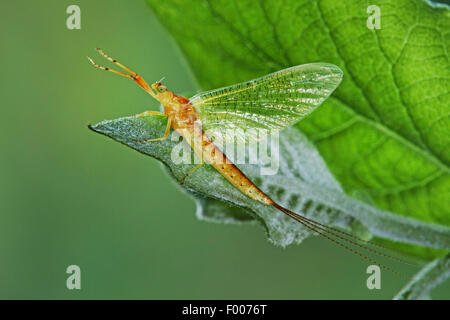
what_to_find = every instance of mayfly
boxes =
[88,49,413,273]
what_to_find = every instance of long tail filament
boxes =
[272,202,415,277]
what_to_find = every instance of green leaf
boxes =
[89,116,450,252]
[393,253,450,299]
[141,0,450,257]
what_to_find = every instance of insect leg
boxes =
[133,111,166,118]
[134,116,172,143]
[180,162,204,185]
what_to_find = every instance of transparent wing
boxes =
[190,63,343,144]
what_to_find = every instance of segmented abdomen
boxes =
[176,125,273,205]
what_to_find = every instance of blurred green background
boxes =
[0,0,447,299]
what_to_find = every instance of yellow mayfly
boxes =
[88,49,411,273]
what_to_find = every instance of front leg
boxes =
[180,161,204,185]
[133,110,166,118]
[134,114,172,142]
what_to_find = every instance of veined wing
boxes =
[190,63,343,144]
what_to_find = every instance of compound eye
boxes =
[157,85,166,93]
